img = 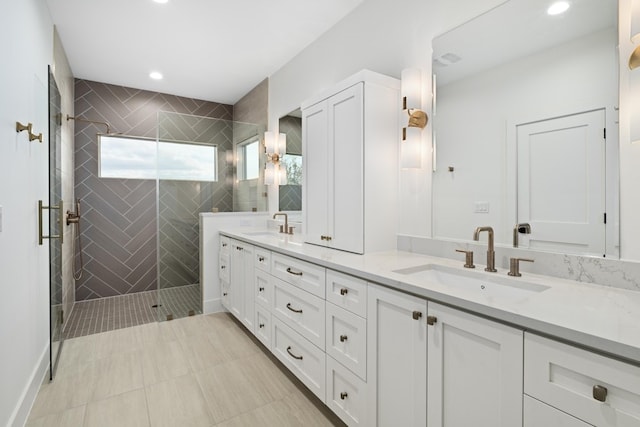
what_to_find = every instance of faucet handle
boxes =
[455,249,475,269]
[508,258,534,277]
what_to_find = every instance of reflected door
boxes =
[516,109,606,256]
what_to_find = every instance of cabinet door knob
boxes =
[220,265,226,270]
[222,243,227,247]
[427,315,437,325]
[258,256,265,262]
[223,292,227,296]
[340,288,348,296]
[593,385,608,402]
[259,323,265,329]
[339,334,348,342]
[340,392,348,400]
[412,311,422,320]
[286,346,303,360]
[259,287,265,292]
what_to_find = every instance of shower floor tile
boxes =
[64,285,201,339]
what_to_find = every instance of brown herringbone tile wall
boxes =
[74,79,233,301]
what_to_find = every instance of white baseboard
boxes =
[203,298,226,315]
[10,343,49,427]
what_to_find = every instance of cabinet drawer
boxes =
[254,247,271,272]
[326,270,367,318]
[272,278,325,349]
[524,333,640,426]
[219,253,230,282]
[254,305,271,349]
[326,302,366,380]
[220,236,230,255]
[326,356,367,426]
[271,252,326,299]
[254,269,272,309]
[524,396,590,427]
[272,317,325,402]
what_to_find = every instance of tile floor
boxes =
[29,313,344,426]
[64,285,201,339]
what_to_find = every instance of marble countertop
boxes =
[220,228,640,365]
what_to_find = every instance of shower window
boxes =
[99,135,217,181]
[238,139,259,180]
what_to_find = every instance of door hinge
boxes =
[604,213,607,224]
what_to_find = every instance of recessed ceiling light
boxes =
[149,71,163,80]
[153,0,168,3]
[547,1,570,15]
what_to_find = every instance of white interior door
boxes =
[516,109,605,256]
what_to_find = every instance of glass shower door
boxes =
[48,66,64,378]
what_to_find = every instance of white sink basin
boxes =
[242,231,278,236]
[392,264,549,302]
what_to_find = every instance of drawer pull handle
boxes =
[427,315,437,325]
[340,392,348,400]
[286,303,303,314]
[258,256,265,262]
[220,265,226,270]
[340,288,348,296]
[339,335,348,342]
[593,385,608,402]
[286,346,303,360]
[223,292,227,296]
[222,243,227,247]
[236,246,243,251]
[259,323,265,329]
[286,267,303,276]
[412,311,422,320]
[259,287,265,292]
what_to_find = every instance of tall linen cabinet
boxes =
[301,70,400,254]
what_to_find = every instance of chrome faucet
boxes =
[473,226,497,272]
[513,223,531,248]
[273,212,292,234]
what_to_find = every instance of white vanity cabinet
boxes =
[366,283,428,427]
[302,70,399,254]
[524,333,640,426]
[427,302,523,427]
[229,239,254,331]
[219,237,231,311]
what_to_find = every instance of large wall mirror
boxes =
[432,0,618,258]
[278,109,303,211]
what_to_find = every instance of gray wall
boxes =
[74,79,232,300]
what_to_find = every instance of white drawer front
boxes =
[220,236,230,255]
[326,302,366,380]
[326,270,367,318]
[326,357,367,426]
[219,253,230,282]
[254,247,271,272]
[271,252,326,299]
[272,278,325,349]
[220,281,230,310]
[524,396,590,427]
[524,333,640,426]
[272,317,325,402]
[254,305,271,349]
[254,269,272,309]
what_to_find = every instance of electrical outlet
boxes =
[474,201,489,213]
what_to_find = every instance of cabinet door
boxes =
[427,302,523,427]
[328,83,364,254]
[303,100,329,247]
[367,283,427,427]
[229,242,244,320]
[240,244,255,331]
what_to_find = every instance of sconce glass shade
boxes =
[401,68,424,169]
[264,131,287,185]
[632,0,640,43]
[278,165,288,185]
[401,126,422,169]
[265,162,275,186]
[401,68,422,110]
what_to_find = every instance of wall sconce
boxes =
[264,131,287,185]
[631,0,640,69]
[401,68,428,169]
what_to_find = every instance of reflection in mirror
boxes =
[279,109,302,211]
[432,0,618,258]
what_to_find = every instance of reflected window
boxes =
[281,154,302,185]
[239,139,259,180]
[99,135,217,181]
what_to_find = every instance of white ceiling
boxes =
[46,0,364,104]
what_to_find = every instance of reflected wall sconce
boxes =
[264,131,287,185]
[401,68,428,169]
[630,0,640,69]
